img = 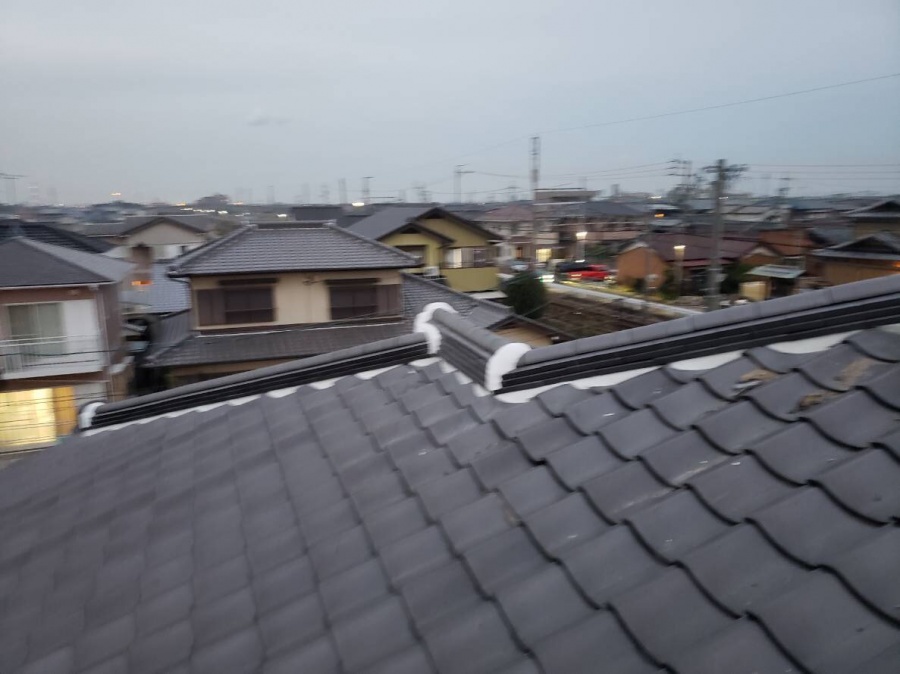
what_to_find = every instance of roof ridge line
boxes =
[326,222,421,266]
[167,225,251,276]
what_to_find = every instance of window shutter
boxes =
[377,284,401,316]
[197,289,225,325]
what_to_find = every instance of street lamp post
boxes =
[674,244,685,297]
[576,230,587,261]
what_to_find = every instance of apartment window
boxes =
[328,280,401,320]
[196,281,275,325]
[443,247,495,269]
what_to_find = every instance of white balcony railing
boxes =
[0,335,104,376]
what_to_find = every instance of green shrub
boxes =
[505,272,548,319]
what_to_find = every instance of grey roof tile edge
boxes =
[165,226,255,276]
[86,332,430,428]
[401,273,511,327]
[328,223,422,267]
[518,276,900,368]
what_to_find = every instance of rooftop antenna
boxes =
[362,176,373,204]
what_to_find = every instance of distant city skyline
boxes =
[2,0,898,204]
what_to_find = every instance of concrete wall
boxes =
[190,270,403,330]
[383,232,443,267]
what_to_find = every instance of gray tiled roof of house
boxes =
[120,263,192,314]
[82,214,223,237]
[168,224,420,276]
[401,273,509,328]
[291,205,346,222]
[346,205,500,242]
[0,237,132,287]
[0,219,114,253]
[2,294,899,671]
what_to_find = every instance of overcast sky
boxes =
[2,0,899,204]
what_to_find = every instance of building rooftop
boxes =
[0,236,132,287]
[82,214,226,237]
[0,219,114,253]
[346,206,500,243]
[120,262,192,315]
[168,224,421,277]
[1,276,898,673]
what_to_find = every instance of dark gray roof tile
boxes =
[877,426,900,461]
[564,393,630,434]
[751,422,856,483]
[498,466,567,518]
[469,441,533,489]
[695,401,787,453]
[640,430,730,486]
[463,527,548,596]
[331,597,418,671]
[349,470,409,516]
[599,409,678,459]
[497,565,593,643]
[427,408,481,446]
[359,646,436,674]
[561,526,666,606]
[74,615,135,670]
[524,493,610,557]
[611,567,733,666]
[669,619,799,674]
[697,356,771,399]
[649,381,729,428]
[861,365,900,409]
[362,498,429,549]
[681,524,807,614]
[423,603,524,674]
[193,587,256,649]
[627,490,729,561]
[319,558,390,622]
[744,371,829,420]
[583,462,673,523]
[493,400,555,439]
[380,526,453,585]
[831,528,900,622]
[755,571,900,674]
[751,487,882,566]
[845,327,900,361]
[534,385,596,416]
[441,493,515,553]
[804,390,899,448]
[544,435,624,489]
[816,449,900,523]
[611,368,684,409]
[308,525,372,581]
[799,343,894,391]
[399,561,483,630]
[745,345,814,373]
[848,643,900,674]
[533,610,660,674]
[19,648,74,674]
[445,423,508,466]
[261,636,341,674]
[517,417,584,461]
[250,556,316,616]
[689,454,796,523]
[417,469,484,520]
[396,447,458,489]
[301,500,358,545]
[127,620,192,674]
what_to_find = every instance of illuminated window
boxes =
[0,387,76,450]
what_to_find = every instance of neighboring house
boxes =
[617,233,756,292]
[3,275,898,673]
[290,204,347,225]
[0,218,114,254]
[846,198,900,237]
[145,223,510,386]
[344,205,502,292]
[478,204,540,261]
[555,200,647,258]
[81,214,230,262]
[0,237,133,455]
[810,233,900,285]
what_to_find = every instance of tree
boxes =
[504,272,547,319]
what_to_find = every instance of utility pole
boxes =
[362,176,373,204]
[530,136,541,261]
[454,165,474,203]
[320,184,330,203]
[705,159,726,311]
[338,178,347,205]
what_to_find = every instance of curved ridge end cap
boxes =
[485,342,531,391]
[77,400,107,431]
[414,302,457,353]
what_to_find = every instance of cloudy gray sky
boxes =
[2,0,899,204]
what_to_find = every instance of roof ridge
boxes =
[13,237,131,283]
[167,225,252,275]
[326,222,421,266]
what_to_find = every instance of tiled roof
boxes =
[812,233,900,261]
[347,206,500,242]
[0,237,132,287]
[290,205,346,222]
[3,277,900,673]
[121,263,191,314]
[401,273,509,328]
[168,224,420,276]
[2,321,899,672]
[0,219,114,253]
[82,214,223,237]
[628,233,757,263]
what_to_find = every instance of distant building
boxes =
[810,233,900,286]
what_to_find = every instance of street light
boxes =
[673,244,686,298]
[576,230,588,261]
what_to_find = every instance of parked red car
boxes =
[566,264,610,282]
